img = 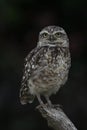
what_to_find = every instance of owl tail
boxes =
[20,94,35,105]
[20,93,35,105]
[19,87,35,105]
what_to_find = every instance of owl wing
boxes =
[19,46,49,105]
[19,47,40,105]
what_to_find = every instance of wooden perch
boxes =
[37,105,77,130]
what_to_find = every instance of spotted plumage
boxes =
[19,25,71,106]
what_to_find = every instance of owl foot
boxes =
[52,104,63,109]
[45,103,62,110]
[36,94,47,108]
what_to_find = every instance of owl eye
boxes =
[55,32,61,37]
[42,32,48,38]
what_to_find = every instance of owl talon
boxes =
[36,103,47,110]
[52,104,63,109]
[45,103,62,109]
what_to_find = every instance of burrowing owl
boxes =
[19,25,71,106]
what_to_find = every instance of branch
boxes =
[37,105,77,130]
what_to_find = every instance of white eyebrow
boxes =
[53,30,65,34]
[40,30,49,35]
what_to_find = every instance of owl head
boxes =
[38,25,69,47]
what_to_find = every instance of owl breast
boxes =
[28,46,71,96]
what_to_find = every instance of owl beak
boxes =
[49,35,56,41]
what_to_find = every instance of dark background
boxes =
[0,0,87,130]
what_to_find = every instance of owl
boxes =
[19,25,71,106]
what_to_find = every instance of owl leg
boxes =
[36,94,44,106]
[45,95,62,108]
[45,95,52,107]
